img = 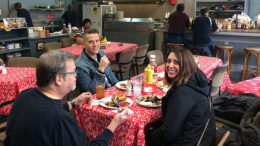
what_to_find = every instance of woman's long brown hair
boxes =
[165,47,198,86]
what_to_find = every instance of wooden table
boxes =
[57,42,138,60]
[75,55,232,146]
[227,77,260,97]
[0,67,36,115]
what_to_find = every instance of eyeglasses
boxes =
[60,71,77,75]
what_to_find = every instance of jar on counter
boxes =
[38,30,45,38]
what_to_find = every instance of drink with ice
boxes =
[133,81,142,98]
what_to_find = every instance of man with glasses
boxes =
[75,29,118,94]
[5,50,129,146]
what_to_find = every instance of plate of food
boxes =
[156,80,170,89]
[99,92,133,109]
[115,81,127,90]
[136,95,162,108]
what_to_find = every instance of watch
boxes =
[70,100,76,109]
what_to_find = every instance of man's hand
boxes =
[74,92,92,106]
[98,56,110,73]
[107,109,130,132]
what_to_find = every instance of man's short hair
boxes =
[82,18,91,26]
[14,2,22,9]
[176,4,185,12]
[200,7,209,15]
[36,50,75,87]
[83,28,99,40]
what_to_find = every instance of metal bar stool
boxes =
[242,46,260,80]
[215,45,234,76]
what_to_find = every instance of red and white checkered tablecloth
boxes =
[75,55,232,146]
[57,42,138,61]
[0,67,36,115]
[227,77,260,97]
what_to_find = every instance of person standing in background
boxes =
[14,2,33,27]
[62,4,78,27]
[192,7,219,57]
[74,18,92,45]
[163,4,190,57]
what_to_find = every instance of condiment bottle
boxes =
[149,55,158,73]
[62,24,67,33]
[2,65,7,74]
[126,78,132,97]
[227,19,232,31]
[68,23,71,33]
[144,64,153,84]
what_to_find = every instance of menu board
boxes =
[3,18,27,29]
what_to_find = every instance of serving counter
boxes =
[159,28,260,80]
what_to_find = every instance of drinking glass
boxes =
[96,77,105,99]
[133,80,142,99]
[153,73,158,84]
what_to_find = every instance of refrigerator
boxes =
[82,3,116,35]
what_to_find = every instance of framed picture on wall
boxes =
[36,42,44,51]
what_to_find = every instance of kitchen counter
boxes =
[158,28,260,80]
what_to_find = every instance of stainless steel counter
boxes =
[103,18,154,48]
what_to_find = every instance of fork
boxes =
[112,97,122,110]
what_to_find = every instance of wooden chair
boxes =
[210,61,229,97]
[110,49,135,80]
[242,46,260,80]
[60,37,74,48]
[7,57,39,68]
[215,44,234,76]
[216,130,230,146]
[132,44,149,75]
[44,42,62,51]
[0,99,15,133]
[146,50,164,66]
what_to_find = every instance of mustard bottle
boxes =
[144,64,153,84]
[227,19,232,31]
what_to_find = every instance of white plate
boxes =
[99,96,133,109]
[115,80,127,90]
[156,80,169,89]
[158,72,165,78]
[136,95,162,108]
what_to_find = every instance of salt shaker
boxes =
[2,66,7,74]
[126,78,132,97]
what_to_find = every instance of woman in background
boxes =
[145,47,216,146]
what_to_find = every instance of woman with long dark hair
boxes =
[145,47,216,146]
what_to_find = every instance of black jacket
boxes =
[5,88,114,146]
[146,70,216,146]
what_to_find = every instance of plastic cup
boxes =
[133,80,142,99]
[153,73,158,84]
[96,77,105,99]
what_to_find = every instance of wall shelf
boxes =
[0,28,31,62]
[30,8,64,11]
[1,36,29,42]
[195,0,248,18]
[0,47,31,55]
